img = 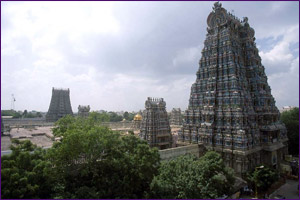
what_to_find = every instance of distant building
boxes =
[140,97,172,150]
[178,2,288,175]
[78,105,90,118]
[46,88,73,122]
[280,106,296,113]
[170,108,182,126]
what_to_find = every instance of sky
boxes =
[1,1,299,112]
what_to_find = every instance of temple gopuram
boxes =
[140,97,172,150]
[178,2,288,174]
[170,108,182,126]
[46,88,73,122]
[78,105,90,118]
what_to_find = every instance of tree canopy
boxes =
[48,115,160,198]
[1,140,55,199]
[149,151,235,199]
[280,107,299,155]
[246,165,279,193]
[2,114,242,199]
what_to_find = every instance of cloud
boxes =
[172,45,202,67]
[1,1,299,112]
[259,25,299,108]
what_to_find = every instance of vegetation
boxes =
[1,140,55,199]
[246,165,279,193]
[123,111,135,121]
[2,115,239,199]
[1,110,22,118]
[1,110,43,118]
[280,107,299,156]
[22,110,43,118]
[86,111,125,122]
[149,152,235,199]
[50,115,160,198]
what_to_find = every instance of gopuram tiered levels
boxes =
[78,105,90,118]
[170,108,183,126]
[140,97,172,150]
[178,2,288,174]
[46,88,73,122]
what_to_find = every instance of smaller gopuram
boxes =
[170,108,182,126]
[46,88,73,122]
[78,105,90,118]
[140,97,172,150]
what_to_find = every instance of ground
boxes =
[1,126,54,151]
[269,179,299,199]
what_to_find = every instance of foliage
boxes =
[280,107,299,155]
[246,166,279,193]
[149,151,235,199]
[23,109,28,117]
[128,112,135,121]
[83,111,124,123]
[123,111,129,120]
[108,111,123,122]
[1,140,55,199]
[1,110,22,118]
[48,115,160,198]
[123,111,135,121]
[21,110,43,118]
[88,111,110,123]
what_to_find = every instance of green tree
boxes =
[246,166,279,193]
[48,115,160,198]
[1,110,22,118]
[23,109,28,117]
[149,151,235,199]
[36,112,43,118]
[128,112,135,121]
[123,111,129,120]
[88,111,110,123]
[280,107,299,155]
[108,112,123,122]
[1,140,55,199]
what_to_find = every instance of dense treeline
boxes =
[2,115,235,199]
[280,107,299,156]
[1,110,43,118]
[81,111,135,122]
[1,110,22,118]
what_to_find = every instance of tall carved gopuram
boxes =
[178,2,288,174]
[140,97,172,150]
[46,88,73,122]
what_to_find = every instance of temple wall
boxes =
[2,118,53,127]
[100,121,133,129]
[159,144,202,161]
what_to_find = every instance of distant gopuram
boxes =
[140,97,172,150]
[78,105,90,118]
[178,2,288,174]
[170,108,182,126]
[46,88,73,122]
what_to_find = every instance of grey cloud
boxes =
[1,1,299,111]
